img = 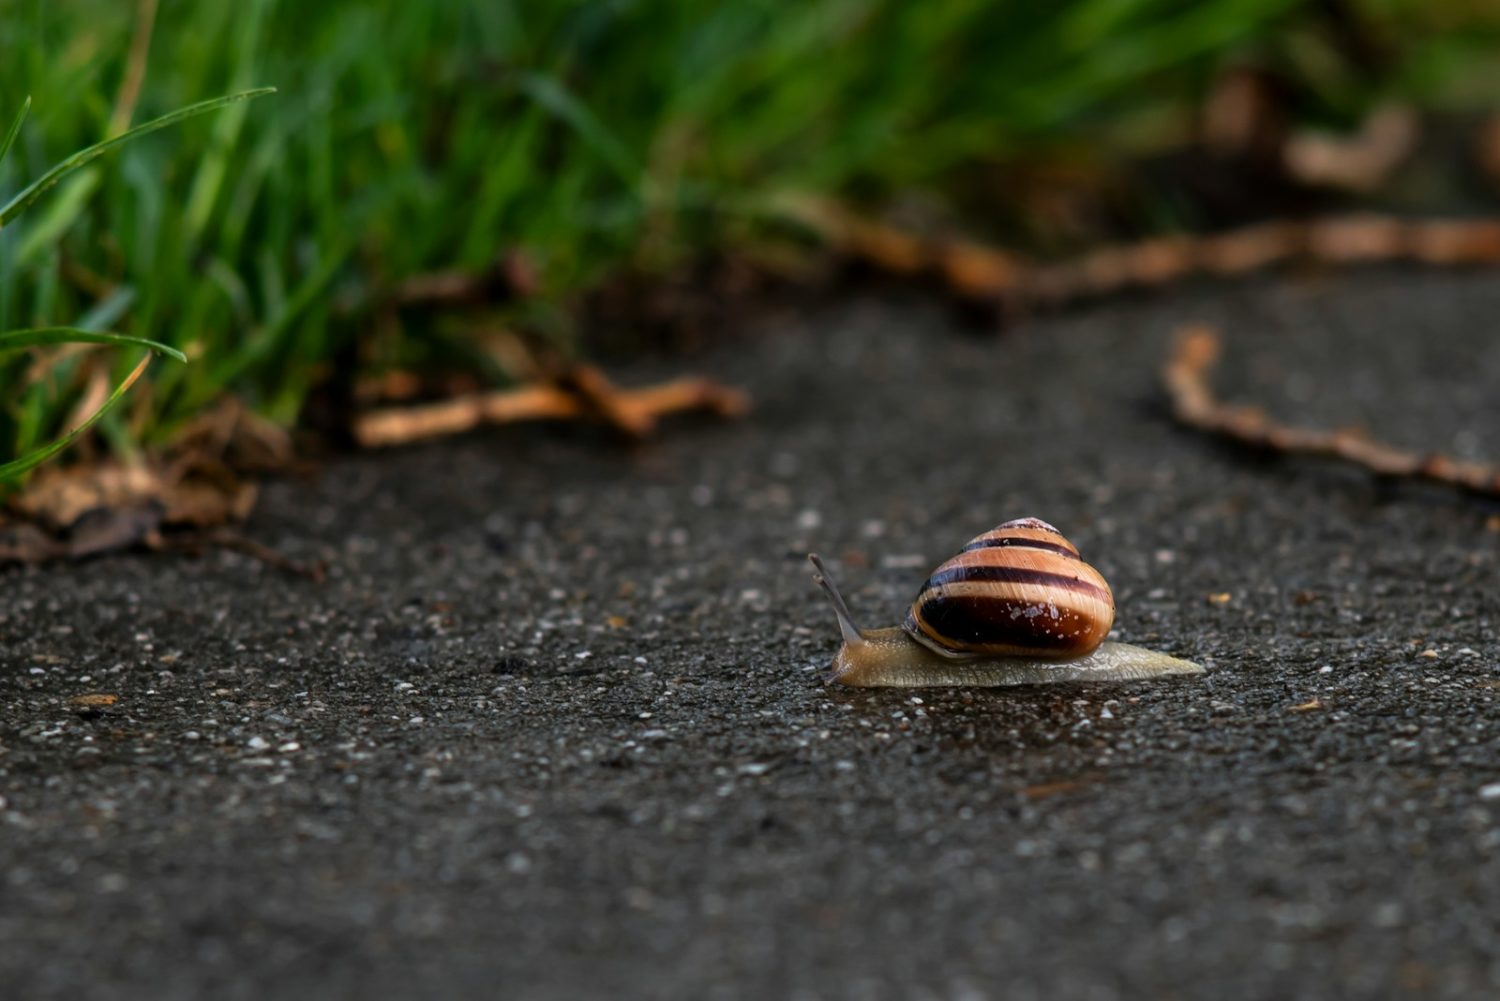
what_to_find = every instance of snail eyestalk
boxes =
[808,553,865,648]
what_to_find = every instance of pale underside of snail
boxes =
[809,518,1203,688]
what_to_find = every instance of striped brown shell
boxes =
[902,518,1116,659]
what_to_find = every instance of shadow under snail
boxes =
[809,517,1203,687]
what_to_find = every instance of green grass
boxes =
[3,0,1500,490]
[0,88,266,484]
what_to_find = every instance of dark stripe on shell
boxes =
[921,565,1112,605]
[906,597,1095,653]
[961,537,1080,559]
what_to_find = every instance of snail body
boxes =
[810,518,1202,688]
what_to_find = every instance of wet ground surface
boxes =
[2,269,1499,1000]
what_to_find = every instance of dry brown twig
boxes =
[783,195,1500,310]
[353,365,750,448]
[1162,325,1500,497]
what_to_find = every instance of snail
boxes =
[808,517,1203,687]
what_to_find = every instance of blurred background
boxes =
[5,0,1500,479]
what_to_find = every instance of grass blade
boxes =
[0,87,275,229]
[0,354,151,480]
[0,326,187,362]
[518,73,641,192]
[0,96,29,169]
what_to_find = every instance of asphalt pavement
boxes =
[2,268,1498,1000]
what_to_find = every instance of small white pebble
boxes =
[1479,783,1500,801]
[394,682,415,692]
[1319,665,1334,674]
[738,762,771,776]
[246,736,269,751]
[575,651,592,661]
[277,741,301,753]
[1154,549,1175,564]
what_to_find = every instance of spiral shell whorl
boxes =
[903,518,1115,659]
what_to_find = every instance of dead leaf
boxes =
[0,521,66,562]
[1289,698,1323,712]
[70,694,118,707]
[1284,104,1418,192]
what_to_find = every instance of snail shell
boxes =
[903,517,1115,660]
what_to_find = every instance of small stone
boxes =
[1479,783,1500,801]
[737,762,771,776]
[277,741,301,753]
[246,736,270,751]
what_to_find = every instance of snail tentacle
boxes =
[807,554,865,648]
